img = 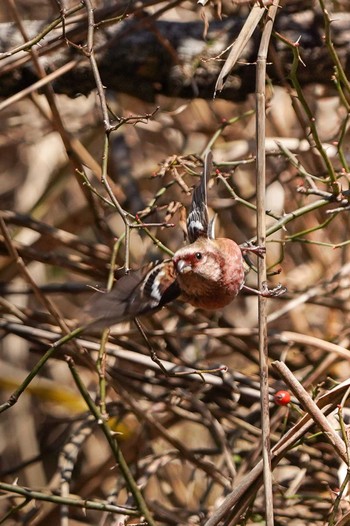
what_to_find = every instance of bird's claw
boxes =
[242,283,287,297]
[240,243,266,259]
[260,282,287,297]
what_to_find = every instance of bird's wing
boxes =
[187,150,213,243]
[84,260,180,330]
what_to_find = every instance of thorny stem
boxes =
[276,141,328,184]
[205,376,350,526]
[100,135,132,271]
[272,361,348,463]
[265,198,331,238]
[329,392,350,525]
[80,165,174,257]
[255,3,280,525]
[335,110,350,174]
[217,173,280,220]
[319,0,350,96]
[81,1,147,273]
[0,217,71,336]
[280,237,350,249]
[0,327,85,414]
[285,213,336,241]
[67,356,157,526]
[96,235,122,418]
[328,468,350,526]
[117,384,232,490]
[134,317,170,375]
[82,0,111,131]
[278,32,338,189]
[205,109,256,155]
[134,317,227,380]
[0,481,138,517]
[96,327,109,419]
[0,3,84,59]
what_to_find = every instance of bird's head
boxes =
[175,250,206,274]
[173,239,223,282]
[172,238,245,306]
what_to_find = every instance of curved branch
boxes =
[0,7,349,102]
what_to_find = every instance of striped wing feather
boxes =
[85,260,180,330]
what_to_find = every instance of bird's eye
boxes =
[195,252,202,260]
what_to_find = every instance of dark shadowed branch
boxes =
[0,6,349,102]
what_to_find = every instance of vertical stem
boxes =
[256,2,279,525]
[100,135,131,270]
[67,357,157,526]
[96,328,109,418]
[96,237,123,417]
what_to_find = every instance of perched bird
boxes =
[85,152,273,330]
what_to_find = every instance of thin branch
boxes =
[204,377,350,526]
[272,361,349,464]
[66,356,157,526]
[255,3,279,525]
[0,481,138,516]
[0,326,84,414]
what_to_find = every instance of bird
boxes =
[85,151,279,330]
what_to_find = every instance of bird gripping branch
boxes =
[85,151,283,330]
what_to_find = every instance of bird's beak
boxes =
[176,259,192,274]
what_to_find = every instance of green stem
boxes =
[286,213,335,240]
[265,198,330,238]
[67,357,156,526]
[0,481,138,516]
[275,32,337,188]
[0,4,83,59]
[0,326,85,414]
[205,109,256,154]
[319,0,350,96]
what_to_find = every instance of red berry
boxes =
[274,390,291,406]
